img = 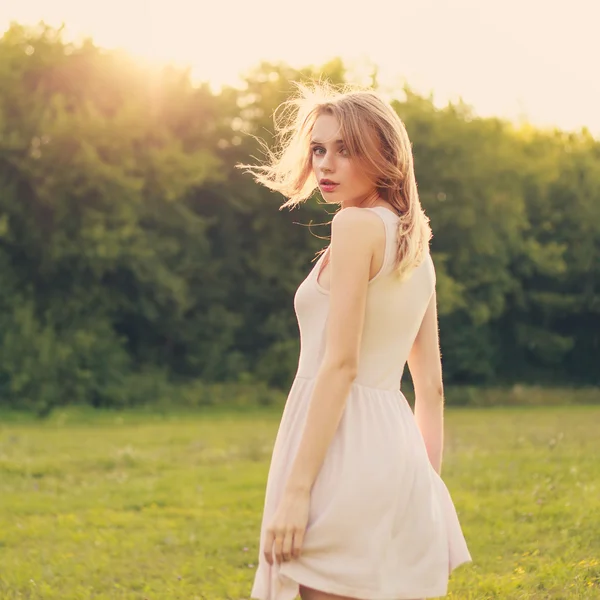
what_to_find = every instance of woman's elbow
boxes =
[322,356,358,381]
[417,380,444,400]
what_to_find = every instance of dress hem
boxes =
[251,556,472,600]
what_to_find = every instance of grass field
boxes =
[1,405,599,599]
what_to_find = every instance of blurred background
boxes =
[0,1,598,416]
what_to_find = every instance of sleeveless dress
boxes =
[251,206,471,600]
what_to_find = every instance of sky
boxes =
[1,0,599,135]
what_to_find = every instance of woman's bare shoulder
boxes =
[331,207,385,239]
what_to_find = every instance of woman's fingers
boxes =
[262,490,310,565]
[292,529,304,559]
[273,530,284,564]
[281,529,294,562]
[265,527,304,565]
[263,530,275,565]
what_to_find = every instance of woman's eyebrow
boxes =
[310,139,345,145]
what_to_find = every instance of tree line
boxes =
[0,23,598,413]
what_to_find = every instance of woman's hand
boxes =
[263,488,310,566]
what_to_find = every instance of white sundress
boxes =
[251,206,472,600]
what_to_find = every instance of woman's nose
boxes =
[320,154,333,172]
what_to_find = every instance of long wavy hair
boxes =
[238,81,432,280]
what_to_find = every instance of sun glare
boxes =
[1,0,599,134]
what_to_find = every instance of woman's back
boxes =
[294,206,435,391]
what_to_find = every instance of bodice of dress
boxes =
[293,206,435,391]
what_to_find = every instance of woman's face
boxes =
[310,113,376,207]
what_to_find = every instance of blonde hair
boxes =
[238,81,432,280]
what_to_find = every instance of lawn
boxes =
[0,405,599,599]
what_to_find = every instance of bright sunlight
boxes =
[2,0,600,134]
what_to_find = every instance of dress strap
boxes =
[364,207,399,282]
[315,207,399,289]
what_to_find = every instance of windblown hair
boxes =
[238,81,432,280]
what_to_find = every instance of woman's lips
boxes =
[320,182,339,192]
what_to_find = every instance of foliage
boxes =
[0,23,598,412]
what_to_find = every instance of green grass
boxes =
[0,405,599,599]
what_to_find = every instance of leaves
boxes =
[0,23,598,412]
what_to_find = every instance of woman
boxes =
[240,82,471,600]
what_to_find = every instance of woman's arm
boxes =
[284,207,380,494]
[407,287,445,474]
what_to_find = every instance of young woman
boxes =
[241,82,471,600]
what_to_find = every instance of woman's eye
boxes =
[339,147,349,156]
[312,146,325,155]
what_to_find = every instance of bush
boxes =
[0,301,130,416]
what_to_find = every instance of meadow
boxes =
[1,404,599,599]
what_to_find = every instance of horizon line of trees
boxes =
[0,23,598,413]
